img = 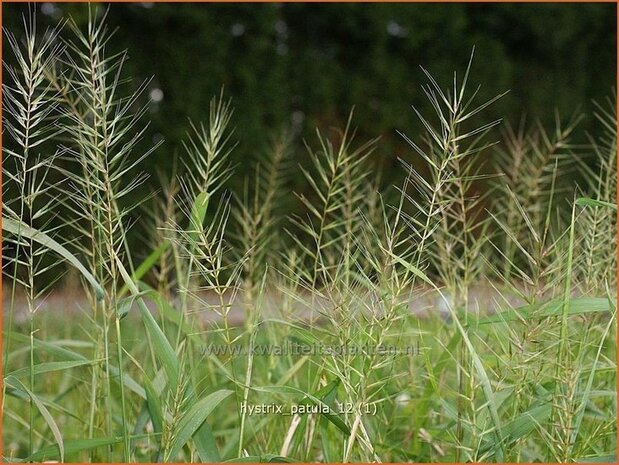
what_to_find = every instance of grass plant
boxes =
[2,11,616,463]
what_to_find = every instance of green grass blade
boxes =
[5,376,65,462]
[492,403,551,452]
[387,251,434,286]
[24,437,125,462]
[118,240,171,298]
[189,192,210,243]
[6,360,95,378]
[2,216,105,300]
[192,421,221,462]
[166,389,233,461]
[116,257,180,390]
[5,332,89,361]
[316,379,341,461]
[139,284,235,381]
[143,374,164,436]
[108,364,147,400]
[476,297,612,325]
[575,197,617,210]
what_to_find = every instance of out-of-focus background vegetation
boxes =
[3,2,616,256]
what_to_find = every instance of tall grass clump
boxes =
[2,11,615,464]
[45,9,162,460]
[574,96,617,293]
[2,13,66,460]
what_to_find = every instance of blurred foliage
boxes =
[2,2,616,255]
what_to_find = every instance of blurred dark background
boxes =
[2,2,616,262]
[4,2,616,167]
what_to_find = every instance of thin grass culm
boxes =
[2,9,616,464]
